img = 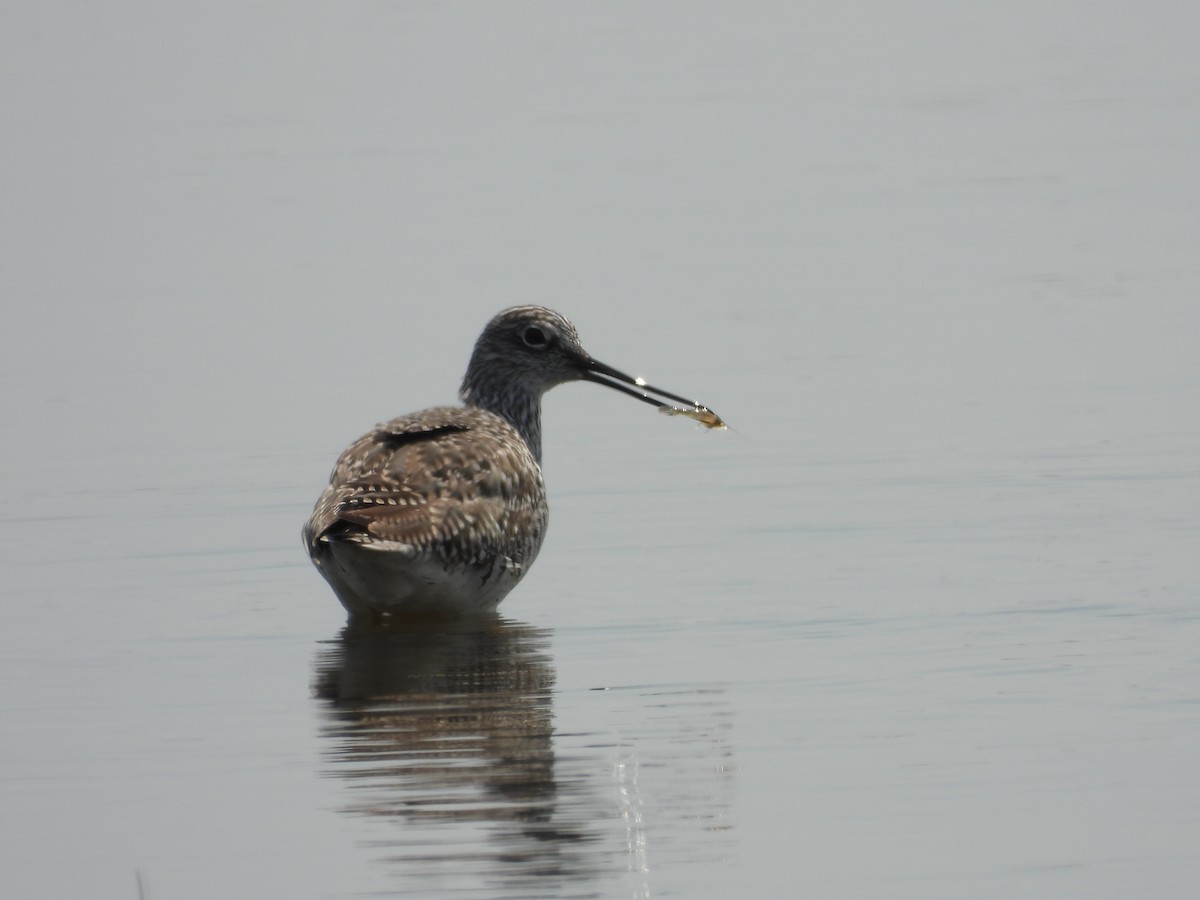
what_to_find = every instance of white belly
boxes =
[316,540,532,618]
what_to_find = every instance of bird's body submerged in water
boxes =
[303,306,718,620]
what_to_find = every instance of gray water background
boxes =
[2,3,1198,898]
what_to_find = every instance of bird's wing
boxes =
[305,408,545,560]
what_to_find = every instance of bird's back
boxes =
[304,406,548,617]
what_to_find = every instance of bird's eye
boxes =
[522,326,550,348]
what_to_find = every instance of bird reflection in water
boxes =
[313,616,605,895]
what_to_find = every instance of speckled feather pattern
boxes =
[304,406,548,573]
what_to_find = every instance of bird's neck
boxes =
[460,376,544,464]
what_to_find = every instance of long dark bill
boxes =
[581,358,708,412]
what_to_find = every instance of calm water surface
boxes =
[2,3,1199,898]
